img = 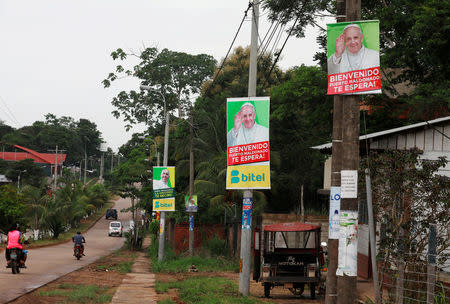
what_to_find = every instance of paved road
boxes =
[0,197,132,304]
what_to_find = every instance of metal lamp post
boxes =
[140,85,169,262]
[17,169,27,191]
[139,136,160,167]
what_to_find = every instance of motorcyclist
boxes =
[5,224,27,268]
[72,231,86,256]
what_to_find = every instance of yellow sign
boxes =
[226,164,270,189]
[153,198,175,211]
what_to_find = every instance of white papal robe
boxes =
[227,122,269,147]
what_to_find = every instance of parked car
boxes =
[108,221,123,237]
[253,222,326,299]
[105,208,118,220]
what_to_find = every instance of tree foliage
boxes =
[0,184,26,234]
[364,149,450,265]
[269,65,332,211]
[0,114,104,165]
[103,47,216,129]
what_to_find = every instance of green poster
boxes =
[152,166,175,190]
[327,20,380,58]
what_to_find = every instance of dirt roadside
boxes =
[9,249,134,304]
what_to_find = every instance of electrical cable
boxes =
[204,2,253,96]
[258,20,274,53]
[260,21,280,56]
[265,14,300,81]
[0,96,21,127]
[269,24,285,56]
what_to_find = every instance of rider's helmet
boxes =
[77,231,81,234]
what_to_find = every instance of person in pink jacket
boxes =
[5,224,27,268]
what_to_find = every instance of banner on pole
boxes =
[327,20,381,95]
[329,187,341,239]
[153,198,175,212]
[226,164,270,189]
[336,210,358,276]
[242,197,252,230]
[153,166,176,211]
[185,195,198,212]
[226,97,270,166]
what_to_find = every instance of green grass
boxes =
[151,255,239,273]
[158,299,176,304]
[39,284,112,303]
[155,276,271,304]
[95,260,134,274]
[148,240,239,273]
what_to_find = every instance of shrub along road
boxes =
[0,197,132,303]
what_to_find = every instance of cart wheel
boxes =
[289,283,304,295]
[264,283,271,298]
[310,283,316,299]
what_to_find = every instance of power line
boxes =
[265,14,300,81]
[0,96,21,127]
[204,2,253,96]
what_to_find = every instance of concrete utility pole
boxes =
[140,85,169,262]
[100,152,104,182]
[159,110,170,261]
[54,145,58,191]
[325,2,346,303]
[239,0,258,296]
[336,1,361,303]
[84,147,87,185]
[189,108,195,256]
[48,145,65,191]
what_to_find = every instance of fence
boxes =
[377,224,449,304]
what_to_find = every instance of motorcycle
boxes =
[9,248,24,274]
[74,244,83,260]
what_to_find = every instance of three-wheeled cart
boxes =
[253,222,325,299]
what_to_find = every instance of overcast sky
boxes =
[0,0,331,152]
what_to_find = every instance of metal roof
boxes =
[264,222,321,232]
[312,116,450,150]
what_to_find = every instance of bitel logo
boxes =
[231,170,239,184]
[154,201,159,208]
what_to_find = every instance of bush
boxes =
[204,235,228,257]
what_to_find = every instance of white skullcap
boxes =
[240,102,255,110]
[343,23,362,34]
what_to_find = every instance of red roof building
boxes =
[0,145,67,175]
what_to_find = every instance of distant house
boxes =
[0,144,67,176]
[0,174,12,185]
[312,115,450,279]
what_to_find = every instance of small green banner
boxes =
[153,188,175,199]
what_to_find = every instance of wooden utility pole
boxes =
[239,0,258,296]
[325,1,345,303]
[336,1,361,303]
[189,108,195,256]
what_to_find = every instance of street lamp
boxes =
[138,136,160,166]
[17,169,27,190]
[140,85,169,262]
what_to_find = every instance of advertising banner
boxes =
[153,188,175,199]
[185,195,198,212]
[153,166,176,212]
[189,215,194,231]
[242,197,252,230]
[336,210,358,276]
[226,164,270,189]
[226,97,270,166]
[329,186,341,239]
[153,198,175,212]
[327,20,381,95]
[152,166,175,190]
